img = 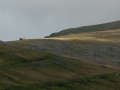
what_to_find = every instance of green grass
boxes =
[6,73,120,90]
[0,43,120,90]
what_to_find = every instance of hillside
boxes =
[4,20,120,89]
[8,29,120,67]
[1,43,120,90]
[45,20,120,38]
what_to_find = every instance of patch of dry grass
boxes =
[47,29,120,43]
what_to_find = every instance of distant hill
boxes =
[45,20,120,38]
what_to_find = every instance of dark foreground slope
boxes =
[1,43,120,90]
[45,20,120,38]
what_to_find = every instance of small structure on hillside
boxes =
[19,38,26,40]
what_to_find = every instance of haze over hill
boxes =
[45,20,120,38]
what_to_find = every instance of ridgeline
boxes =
[45,20,120,38]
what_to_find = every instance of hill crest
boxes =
[45,20,120,38]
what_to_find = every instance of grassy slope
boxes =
[0,43,120,90]
[45,20,120,38]
[51,29,120,43]
[8,29,120,67]
[49,29,120,66]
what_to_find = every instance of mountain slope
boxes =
[51,29,120,42]
[45,20,120,38]
[8,29,120,67]
[1,43,120,90]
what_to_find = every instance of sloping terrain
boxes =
[8,29,120,67]
[52,29,120,42]
[4,21,120,90]
[45,20,120,38]
[1,42,120,90]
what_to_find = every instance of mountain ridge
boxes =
[45,20,120,38]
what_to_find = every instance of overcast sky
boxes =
[0,0,120,41]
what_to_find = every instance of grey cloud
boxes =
[0,0,120,41]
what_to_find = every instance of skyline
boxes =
[0,0,120,41]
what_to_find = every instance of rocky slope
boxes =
[7,39,120,67]
[1,43,120,90]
